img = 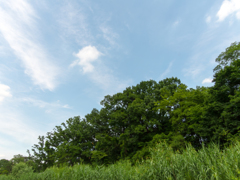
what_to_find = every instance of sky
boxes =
[0,0,240,160]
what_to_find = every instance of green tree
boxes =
[0,159,12,175]
[155,84,210,148]
[31,116,95,169]
[89,78,182,163]
[52,116,95,166]
[10,154,25,164]
[31,135,48,172]
[201,42,240,145]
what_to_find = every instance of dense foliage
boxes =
[1,42,240,178]
[1,142,240,180]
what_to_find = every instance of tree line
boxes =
[1,42,240,174]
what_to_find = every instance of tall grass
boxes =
[1,142,240,180]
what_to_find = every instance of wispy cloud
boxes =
[20,97,70,110]
[0,105,43,159]
[217,0,240,21]
[172,20,180,27]
[0,0,59,90]
[0,105,42,145]
[0,115,38,144]
[0,83,12,102]
[202,78,213,84]
[88,68,130,93]
[0,136,22,159]
[159,62,173,80]
[206,16,212,23]
[58,2,120,49]
[184,65,205,78]
[100,26,119,46]
[58,1,93,46]
[0,93,73,160]
[183,52,206,78]
[237,11,240,19]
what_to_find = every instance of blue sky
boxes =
[0,0,240,159]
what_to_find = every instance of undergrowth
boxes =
[1,142,240,180]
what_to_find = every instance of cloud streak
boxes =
[0,106,43,159]
[100,26,119,46]
[159,62,173,80]
[172,20,180,27]
[206,16,212,23]
[0,94,73,159]
[0,99,43,146]
[58,1,93,46]
[0,112,38,144]
[20,97,70,110]
[0,0,59,90]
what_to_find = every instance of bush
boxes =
[11,162,33,178]
[0,170,9,175]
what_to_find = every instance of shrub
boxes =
[11,162,33,178]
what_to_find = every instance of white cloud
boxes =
[206,16,212,23]
[217,0,240,21]
[0,0,59,90]
[202,78,213,84]
[0,83,12,102]
[71,46,102,73]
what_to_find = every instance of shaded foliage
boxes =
[0,159,12,175]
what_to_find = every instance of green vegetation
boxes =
[1,142,240,179]
[1,42,240,179]
[11,162,33,179]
